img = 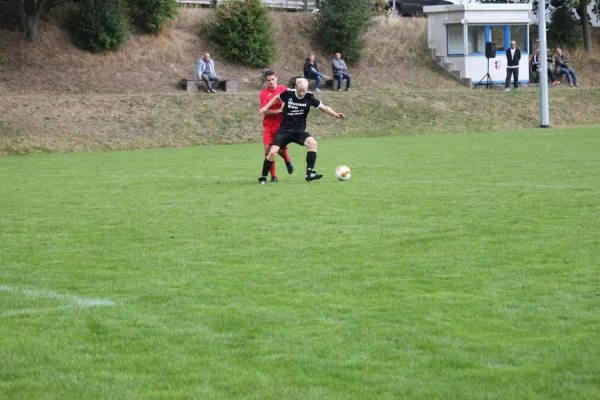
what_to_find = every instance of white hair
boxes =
[295,78,308,90]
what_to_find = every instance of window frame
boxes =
[446,24,529,57]
[467,25,486,56]
[446,24,465,57]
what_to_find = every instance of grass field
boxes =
[1,127,600,399]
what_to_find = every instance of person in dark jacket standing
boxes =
[505,41,521,92]
[303,54,328,92]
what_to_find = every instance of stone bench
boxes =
[179,77,238,93]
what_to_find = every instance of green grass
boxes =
[1,127,600,399]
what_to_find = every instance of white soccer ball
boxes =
[335,165,351,181]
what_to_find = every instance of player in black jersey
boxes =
[257,78,345,184]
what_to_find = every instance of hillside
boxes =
[0,8,461,94]
[1,8,600,155]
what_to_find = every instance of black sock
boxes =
[261,158,273,178]
[306,151,317,174]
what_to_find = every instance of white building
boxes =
[424,3,532,87]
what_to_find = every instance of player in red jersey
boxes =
[260,70,294,182]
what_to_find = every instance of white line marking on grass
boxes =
[0,285,114,308]
[405,180,598,191]
[1,305,74,318]
[1,308,43,317]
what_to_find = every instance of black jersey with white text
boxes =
[278,89,321,132]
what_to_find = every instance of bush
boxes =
[547,5,582,50]
[47,0,72,10]
[75,0,130,52]
[316,0,373,62]
[202,0,276,68]
[129,0,178,34]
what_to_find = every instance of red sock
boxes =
[279,147,291,163]
[266,152,276,177]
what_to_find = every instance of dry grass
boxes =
[1,9,600,95]
[0,8,457,94]
[564,33,600,88]
[2,88,600,155]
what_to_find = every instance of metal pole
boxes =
[393,0,396,16]
[538,0,550,128]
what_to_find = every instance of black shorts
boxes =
[272,129,311,148]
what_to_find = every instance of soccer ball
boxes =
[335,165,351,181]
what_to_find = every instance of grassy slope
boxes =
[1,10,600,154]
[1,88,600,154]
[0,10,457,94]
[1,128,599,398]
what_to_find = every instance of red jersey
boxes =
[260,84,287,127]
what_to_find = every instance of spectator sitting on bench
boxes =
[332,52,351,91]
[555,48,579,87]
[531,50,560,85]
[197,52,221,93]
[303,54,329,92]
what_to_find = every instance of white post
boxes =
[393,0,396,16]
[538,0,550,128]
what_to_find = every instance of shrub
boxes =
[316,0,373,62]
[547,4,582,50]
[202,0,276,68]
[75,0,130,52]
[47,0,72,10]
[129,0,178,34]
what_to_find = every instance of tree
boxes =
[75,0,130,52]
[13,0,49,43]
[536,0,596,53]
[577,0,592,52]
[315,0,373,62]
[202,0,276,68]
[547,1,582,50]
[129,0,178,34]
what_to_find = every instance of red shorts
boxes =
[263,124,281,146]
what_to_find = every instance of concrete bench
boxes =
[179,77,238,93]
[287,75,338,90]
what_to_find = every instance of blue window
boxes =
[485,25,529,54]
[447,25,464,56]
[486,26,508,51]
[446,24,529,57]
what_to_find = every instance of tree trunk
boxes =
[581,0,592,53]
[27,14,41,43]
[13,0,48,43]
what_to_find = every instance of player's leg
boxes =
[278,146,293,174]
[263,126,278,181]
[265,144,278,181]
[303,136,322,182]
[259,131,290,184]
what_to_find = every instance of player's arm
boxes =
[263,102,284,116]
[259,95,281,115]
[319,104,345,119]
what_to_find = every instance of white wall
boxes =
[466,55,530,84]
[428,13,449,57]
[426,5,533,84]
